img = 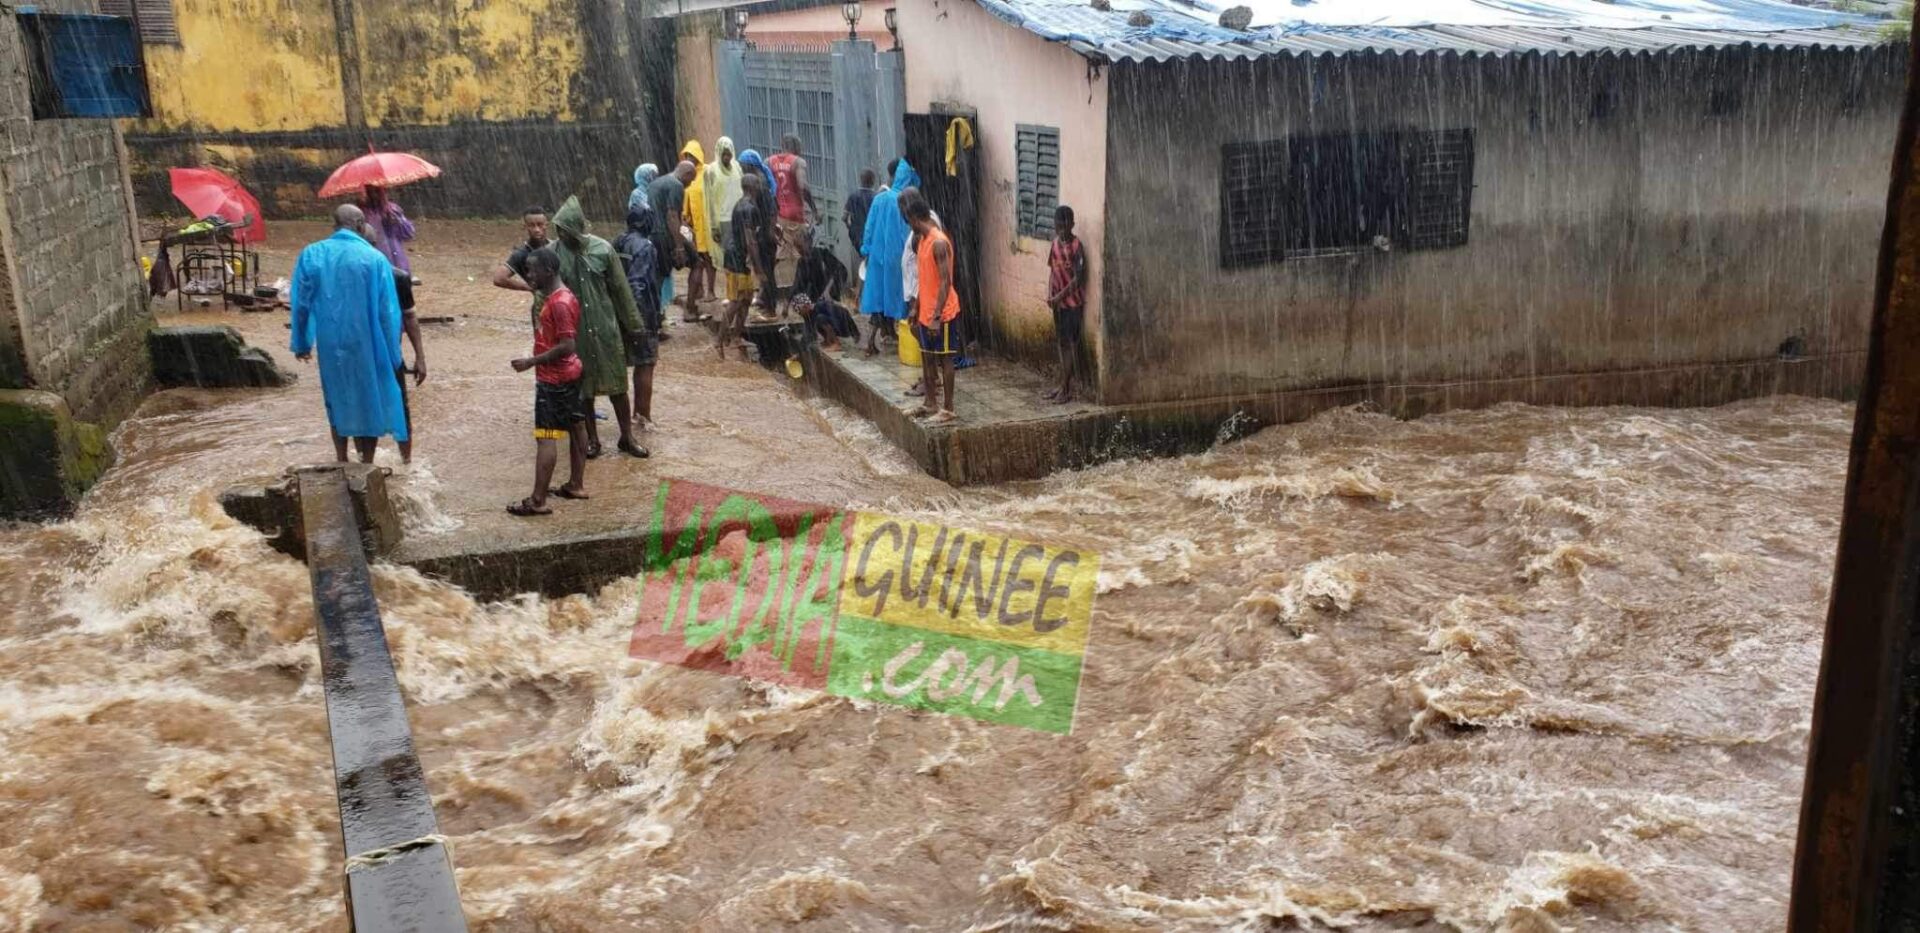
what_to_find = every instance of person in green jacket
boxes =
[552,196,649,459]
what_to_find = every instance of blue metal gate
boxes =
[718,39,905,263]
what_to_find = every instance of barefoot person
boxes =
[290,204,411,463]
[767,135,818,307]
[552,196,649,459]
[679,140,715,312]
[509,248,588,516]
[908,200,961,423]
[720,173,776,360]
[1044,204,1089,404]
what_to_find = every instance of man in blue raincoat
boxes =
[291,204,411,463]
[860,159,920,356]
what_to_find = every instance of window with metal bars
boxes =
[18,10,152,119]
[1219,128,1473,268]
[1016,124,1060,239]
[99,0,180,45]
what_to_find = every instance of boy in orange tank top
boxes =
[907,200,961,423]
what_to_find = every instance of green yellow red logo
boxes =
[629,481,1098,733]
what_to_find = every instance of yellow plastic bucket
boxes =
[896,319,921,367]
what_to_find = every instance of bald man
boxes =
[649,161,701,321]
[291,204,412,463]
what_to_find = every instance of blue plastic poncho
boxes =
[861,160,921,321]
[738,149,777,205]
[290,229,409,441]
[629,163,658,217]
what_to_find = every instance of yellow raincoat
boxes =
[680,139,711,254]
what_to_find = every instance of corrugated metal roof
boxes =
[973,0,1893,62]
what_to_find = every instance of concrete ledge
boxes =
[0,389,112,519]
[149,325,294,389]
[802,343,1865,485]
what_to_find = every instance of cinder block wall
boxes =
[0,3,154,423]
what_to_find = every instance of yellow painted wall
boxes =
[135,0,346,132]
[133,0,602,134]
[355,0,586,126]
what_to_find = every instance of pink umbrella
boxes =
[169,167,266,243]
[318,149,441,199]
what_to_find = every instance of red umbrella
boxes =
[318,149,441,199]
[168,167,265,243]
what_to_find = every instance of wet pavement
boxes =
[171,219,951,589]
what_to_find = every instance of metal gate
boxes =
[718,39,905,263]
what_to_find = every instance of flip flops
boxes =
[618,439,651,459]
[507,498,551,517]
[549,486,590,500]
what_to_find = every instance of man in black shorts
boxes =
[508,248,589,516]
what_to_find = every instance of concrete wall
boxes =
[897,0,1108,376]
[1101,46,1905,406]
[0,0,153,424]
[675,12,726,152]
[123,0,677,220]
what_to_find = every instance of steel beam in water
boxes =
[296,466,466,932]
[1789,13,1920,931]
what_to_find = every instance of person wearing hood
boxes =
[551,196,649,460]
[859,159,921,355]
[738,149,778,204]
[679,140,714,311]
[704,138,744,275]
[628,164,657,222]
[614,204,664,432]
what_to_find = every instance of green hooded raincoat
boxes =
[551,196,644,398]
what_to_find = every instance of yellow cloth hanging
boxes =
[944,117,976,177]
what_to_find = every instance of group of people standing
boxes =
[287,136,1090,515]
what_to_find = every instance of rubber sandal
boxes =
[618,439,651,459]
[586,442,604,459]
[930,410,958,425]
[549,486,591,500]
[507,498,551,517]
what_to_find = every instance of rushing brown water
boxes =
[0,223,1853,931]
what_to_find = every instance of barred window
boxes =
[1220,128,1473,268]
[99,0,179,45]
[18,10,152,120]
[1016,124,1060,239]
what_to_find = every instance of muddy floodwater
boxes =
[0,222,1852,931]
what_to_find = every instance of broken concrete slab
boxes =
[221,464,402,559]
[149,324,294,388]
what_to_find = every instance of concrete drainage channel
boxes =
[294,465,467,932]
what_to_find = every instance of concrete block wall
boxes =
[0,1,156,515]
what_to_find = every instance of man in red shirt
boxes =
[508,248,588,516]
[766,135,817,305]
